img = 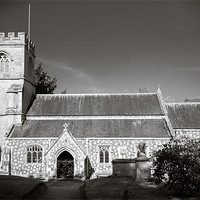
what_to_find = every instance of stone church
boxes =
[0,32,200,180]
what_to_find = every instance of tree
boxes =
[153,137,200,196]
[34,63,57,94]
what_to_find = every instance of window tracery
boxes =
[0,53,10,73]
[99,146,109,163]
[27,145,43,163]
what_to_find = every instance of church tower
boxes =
[0,32,36,148]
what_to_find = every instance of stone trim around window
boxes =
[26,145,43,164]
[0,52,10,73]
[98,145,110,164]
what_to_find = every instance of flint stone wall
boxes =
[4,137,169,178]
[5,139,49,177]
[175,129,200,139]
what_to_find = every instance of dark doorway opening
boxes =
[57,151,74,179]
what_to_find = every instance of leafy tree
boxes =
[153,137,200,196]
[34,63,57,94]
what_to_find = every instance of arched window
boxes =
[27,145,43,163]
[100,151,104,163]
[99,146,109,163]
[0,52,10,73]
[105,150,109,163]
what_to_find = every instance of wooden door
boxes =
[57,151,74,179]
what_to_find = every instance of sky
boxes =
[0,0,200,100]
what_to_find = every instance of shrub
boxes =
[153,137,200,196]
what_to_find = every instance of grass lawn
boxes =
[84,176,132,200]
[0,175,45,199]
[83,176,199,200]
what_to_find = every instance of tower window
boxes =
[99,146,110,163]
[27,145,43,163]
[0,53,10,73]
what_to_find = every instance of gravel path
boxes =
[38,180,85,200]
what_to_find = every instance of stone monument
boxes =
[135,142,151,181]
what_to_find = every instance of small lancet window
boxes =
[27,145,43,163]
[100,151,104,163]
[105,150,109,163]
[0,53,10,73]
[99,146,110,163]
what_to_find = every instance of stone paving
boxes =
[38,180,85,200]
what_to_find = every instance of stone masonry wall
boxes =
[4,137,169,178]
[0,32,36,150]
[85,138,169,177]
[5,139,50,177]
[175,129,200,139]
[45,132,86,179]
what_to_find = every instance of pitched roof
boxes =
[9,119,169,138]
[166,103,200,128]
[27,93,163,116]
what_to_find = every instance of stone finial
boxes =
[63,123,70,132]
[157,84,161,94]
[137,142,147,158]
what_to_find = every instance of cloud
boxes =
[36,57,106,93]
[36,57,97,85]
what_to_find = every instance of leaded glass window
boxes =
[100,151,104,163]
[27,145,43,163]
[99,146,109,163]
[0,53,10,73]
[105,150,109,163]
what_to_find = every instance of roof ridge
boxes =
[165,102,200,105]
[37,92,157,97]
[26,116,165,120]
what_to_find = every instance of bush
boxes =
[153,137,200,196]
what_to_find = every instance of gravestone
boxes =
[112,159,136,178]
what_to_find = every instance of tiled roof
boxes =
[27,93,163,116]
[166,103,200,128]
[9,119,169,138]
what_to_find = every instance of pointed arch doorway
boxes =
[57,151,74,179]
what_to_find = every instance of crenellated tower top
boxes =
[0,32,35,52]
